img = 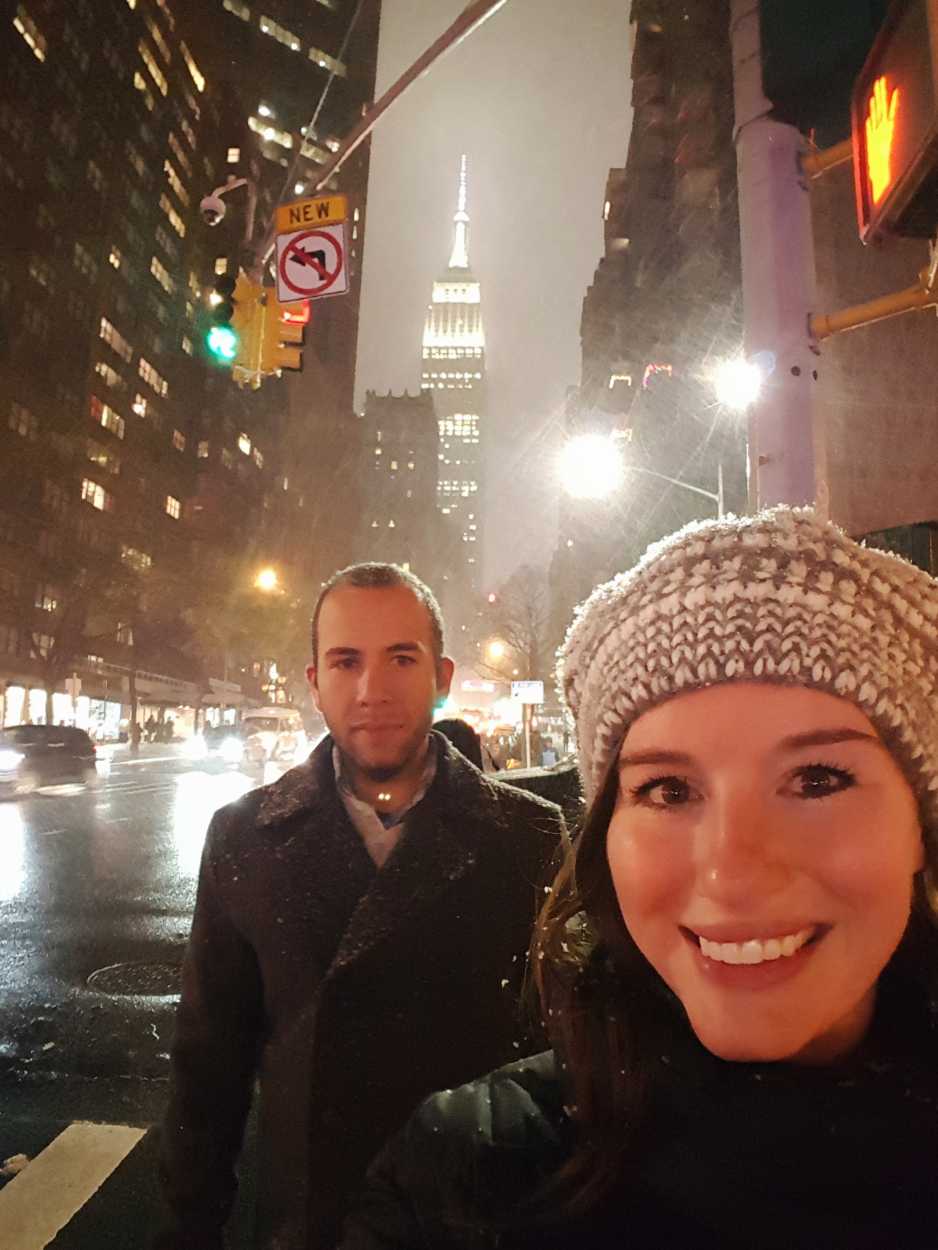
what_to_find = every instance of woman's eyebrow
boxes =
[778,728,883,752]
[618,749,695,770]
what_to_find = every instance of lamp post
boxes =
[557,433,725,517]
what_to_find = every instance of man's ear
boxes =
[436,656,455,700]
[306,664,321,712]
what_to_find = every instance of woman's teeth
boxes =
[697,927,816,965]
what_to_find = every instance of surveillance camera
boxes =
[200,194,226,226]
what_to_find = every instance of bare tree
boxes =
[473,564,552,684]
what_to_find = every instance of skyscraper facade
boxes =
[421,156,486,625]
[0,0,380,731]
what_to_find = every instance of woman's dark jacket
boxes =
[156,732,565,1250]
[343,987,938,1250]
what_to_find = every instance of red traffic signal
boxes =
[281,300,311,326]
[852,0,938,243]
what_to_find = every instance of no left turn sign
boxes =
[276,223,349,303]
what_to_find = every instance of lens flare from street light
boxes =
[255,567,279,592]
[713,357,763,410]
[486,639,506,662]
[557,433,624,500]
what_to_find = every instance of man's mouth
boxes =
[689,926,822,966]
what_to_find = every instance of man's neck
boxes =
[343,735,431,813]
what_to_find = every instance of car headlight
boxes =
[0,750,25,771]
[220,737,244,762]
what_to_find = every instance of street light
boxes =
[556,432,624,500]
[712,356,763,411]
[558,433,724,517]
[255,567,280,593]
[486,638,506,663]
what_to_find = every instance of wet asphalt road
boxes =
[0,746,285,1247]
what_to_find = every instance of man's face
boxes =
[307,584,454,781]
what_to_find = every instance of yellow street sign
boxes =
[276,193,348,235]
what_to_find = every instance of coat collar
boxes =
[255,732,521,973]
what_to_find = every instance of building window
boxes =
[259,15,301,51]
[9,402,38,440]
[172,429,186,451]
[163,159,189,207]
[150,255,175,295]
[90,396,126,440]
[13,5,47,61]
[238,433,251,454]
[227,146,240,164]
[139,40,168,96]
[197,440,209,459]
[159,194,186,238]
[308,46,347,77]
[180,42,205,92]
[87,439,121,475]
[181,334,193,355]
[100,318,134,363]
[35,583,60,613]
[222,0,251,18]
[139,358,169,397]
[81,478,114,512]
[29,255,54,290]
[165,495,181,519]
[0,624,20,656]
[252,447,264,468]
[221,448,234,469]
[74,242,99,282]
[120,545,151,573]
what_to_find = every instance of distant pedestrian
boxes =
[433,717,484,769]
[157,562,566,1250]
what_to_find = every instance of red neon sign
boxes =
[865,76,901,203]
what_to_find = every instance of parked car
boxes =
[239,707,309,765]
[0,725,98,796]
[493,754,584,827]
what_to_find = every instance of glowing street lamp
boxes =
[556,432,624,500]
[255,567,280,593]
[486,638,507,663]
[712,357,763,411]
[559,432,725,516]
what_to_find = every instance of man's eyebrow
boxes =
[778,728,883,752]
[618,749,695,770]
[386,641,424,653]
[323,646,360,659]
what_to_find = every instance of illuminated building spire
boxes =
[448,154,470,270]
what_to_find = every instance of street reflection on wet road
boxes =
[0,802,26,902]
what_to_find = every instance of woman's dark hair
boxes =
[529,753,938,1217]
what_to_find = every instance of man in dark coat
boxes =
[157,563,565,1250]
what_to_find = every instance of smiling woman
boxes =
[343,507,938,1250]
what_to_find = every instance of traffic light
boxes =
[230,275,265,387]
[852,0,938,242]
[260,297,307,375]
[206,273,238,362]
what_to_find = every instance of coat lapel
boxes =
[329,739,491,974]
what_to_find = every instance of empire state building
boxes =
[421,156,485,607]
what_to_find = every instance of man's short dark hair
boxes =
[311,563,445,665]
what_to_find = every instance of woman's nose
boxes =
[695,789,787,904]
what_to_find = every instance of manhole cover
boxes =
[87,962,181,997]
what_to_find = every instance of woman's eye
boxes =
[630,776,695,808]
[790,764,856,799]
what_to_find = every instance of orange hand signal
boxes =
[866,75,900,204]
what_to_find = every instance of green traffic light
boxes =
[207,324,239,362]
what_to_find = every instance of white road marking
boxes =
[0,1121,145,1249]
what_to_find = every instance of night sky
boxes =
[355,0,631,585]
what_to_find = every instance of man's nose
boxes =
[695,787,787,905]
[355,664,390,703]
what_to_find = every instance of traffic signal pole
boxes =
[251,0,510,277]
[730,0,829,516]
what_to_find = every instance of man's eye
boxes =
[393,655,416,666]
[790,764,856,799]
[629,776,695,808]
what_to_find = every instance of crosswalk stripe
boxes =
[0,1122,145,1249]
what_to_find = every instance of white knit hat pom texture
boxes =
[558,508,938,830]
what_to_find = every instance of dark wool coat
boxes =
[156,732,565,1250]
[343,985,938,1250]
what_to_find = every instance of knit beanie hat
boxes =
[559,508,938,829]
